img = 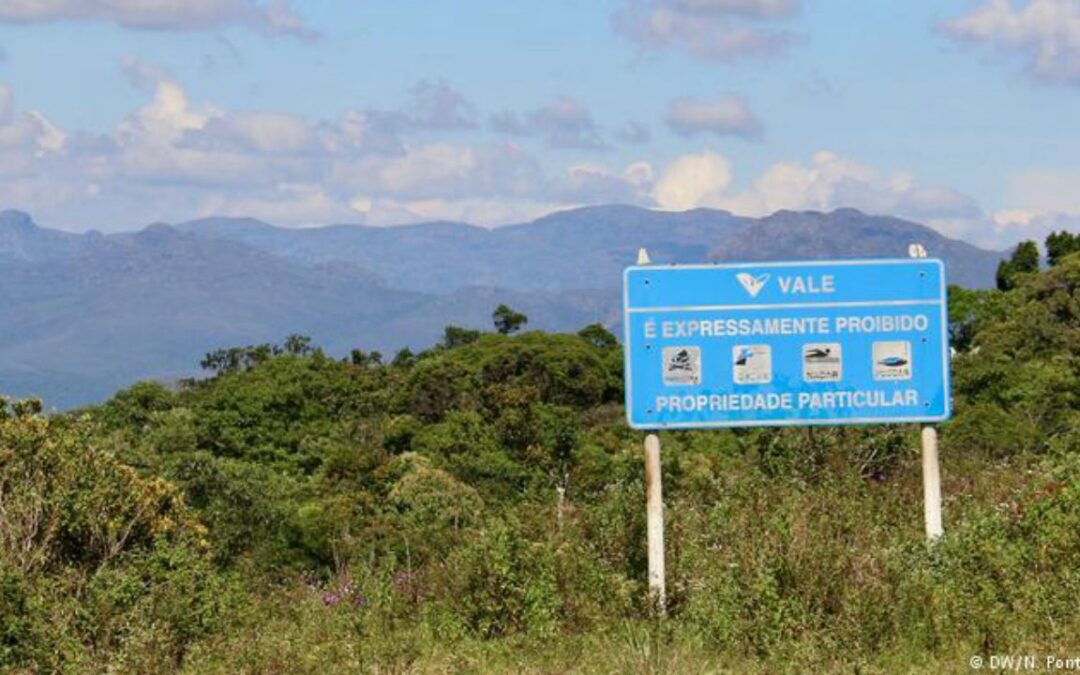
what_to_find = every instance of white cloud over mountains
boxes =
[0,61,1069,249]
[0,86,67,160]
[987,169,1080,245]
[0,0,317,40]
[612,0,801,62]
[943,0,1080,85]
[643,149,1075,248]
[0,67,622,228]
[652,150,976,219]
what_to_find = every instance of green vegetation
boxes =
[1047,230,1080,268]
[493,304,529,335]
[995,240,1040,291]
[3,241,1080,673]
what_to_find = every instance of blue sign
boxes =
[623,259,951,429]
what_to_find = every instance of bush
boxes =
[0,405,221,670]
[450,517,560,638]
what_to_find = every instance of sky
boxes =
[0,0,1078,248]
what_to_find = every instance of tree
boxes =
[200,344,276,374]
[577,323,617,350]
[349,349,383,367]
[947,286,1006,352]
[0,409,222,668]
[996,240,1040,290]
[283,334,314,356]
[97,381,176,430]
[1047,230,1080,267]
[492,304,528,335]
[442,325,481,349]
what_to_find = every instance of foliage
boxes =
[199,333,316,375]
[953,253,1080,452]
[0,402,222,670]
[441,324,481,349]
[1047,230,1080,267]
[492,304,529,335]
[947,285,1006,351]
[996,240,1040,290]
[5,246,1080,672]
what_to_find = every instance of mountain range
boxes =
[0,205,1005,408]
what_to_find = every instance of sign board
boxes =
[623,259,951,429]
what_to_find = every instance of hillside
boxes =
[0,206,1005,408]
[177,204,1003,292]
[2,251,1078,673]
[0,224,610,407]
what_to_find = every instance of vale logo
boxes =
[735,272,770,298]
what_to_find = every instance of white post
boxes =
[644,433,666,614]
[908,242,943,542]
[921,426,943,542]
[556,485,566,532]
[638,246,665,613]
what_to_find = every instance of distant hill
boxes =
[177,205,1002,291]
[0,209,95,262]
[0,205,1005,407]
[710,208,998,288]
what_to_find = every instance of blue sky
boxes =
[0,0,1078,248]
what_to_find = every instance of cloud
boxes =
[329,142,545,202]
[0,0,318,41]
[314,110,404,156]
[203,182,359,225]
[612,0,801,62]
[942,0,1080,85]
[1,60,1072,248]
[347,196,585,228]
[665,94,763,139]
[181,112,320,155]
[124,80,211,143]
[0,68,642,229]
[654,151,980,222]
[990,210,1080,248]
[108,69,480,191]
[362,80,479,136]
[0,82,67,158]
[0,83,12,124]
[551,161,656,204]
[491,98,607,149]
[616,121,652,144]
[119,54,174,91]
[650,150,1044,247]
[972,168,1080,247]
[319,80,479,152]
[654,151,733,210]
[400,80,479,131]
[671,0,799,19]
[25,111,66,154]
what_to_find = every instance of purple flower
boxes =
[393,570,424,602]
